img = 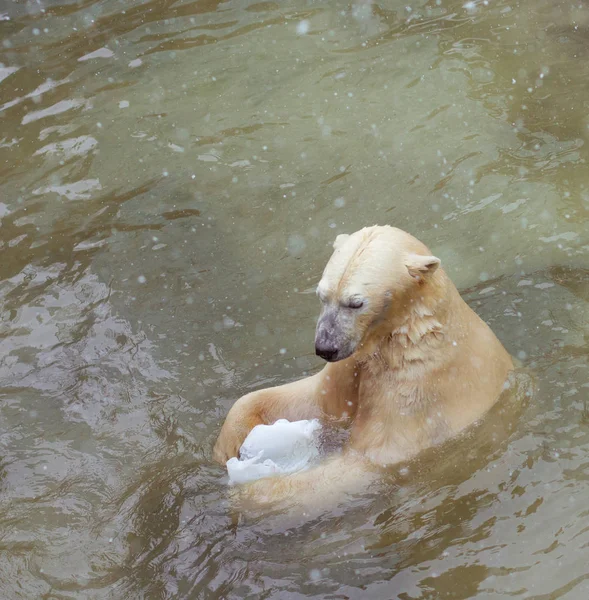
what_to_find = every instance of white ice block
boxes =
[226,418,322,484]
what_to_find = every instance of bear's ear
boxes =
[405,254,441,281]
[333,233,350,250]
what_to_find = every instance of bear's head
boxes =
[314,226,442,362]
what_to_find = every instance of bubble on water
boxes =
[137,275,146,284]
[129,58,142,68]
[297,20,310,35]
[287,234,306,257]
[517,350,527,360]
[279,348,287,354]
[309,569,321,581]
[43,465,47,470]
[32,28,40,35]
[463,1,476,10]
[119,100,129,108]
[479,272,489,282]
[334,197,345,208]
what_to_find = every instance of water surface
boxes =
[1,0,589,597]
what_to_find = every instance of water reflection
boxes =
[2,0,589,597]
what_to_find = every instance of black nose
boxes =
[315,344,338,361]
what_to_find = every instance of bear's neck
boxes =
[360,272,463,374]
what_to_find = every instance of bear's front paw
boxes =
[213,431,242,464]
[230,475,294,510]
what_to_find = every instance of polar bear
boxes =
[213,226,514,508]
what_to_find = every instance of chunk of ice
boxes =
[226,419,321,484]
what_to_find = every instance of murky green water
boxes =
[2,0,589,597]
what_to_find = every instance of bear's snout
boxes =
[315,313,342,361]
[315,308,358,362]
[315,342,339,362]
